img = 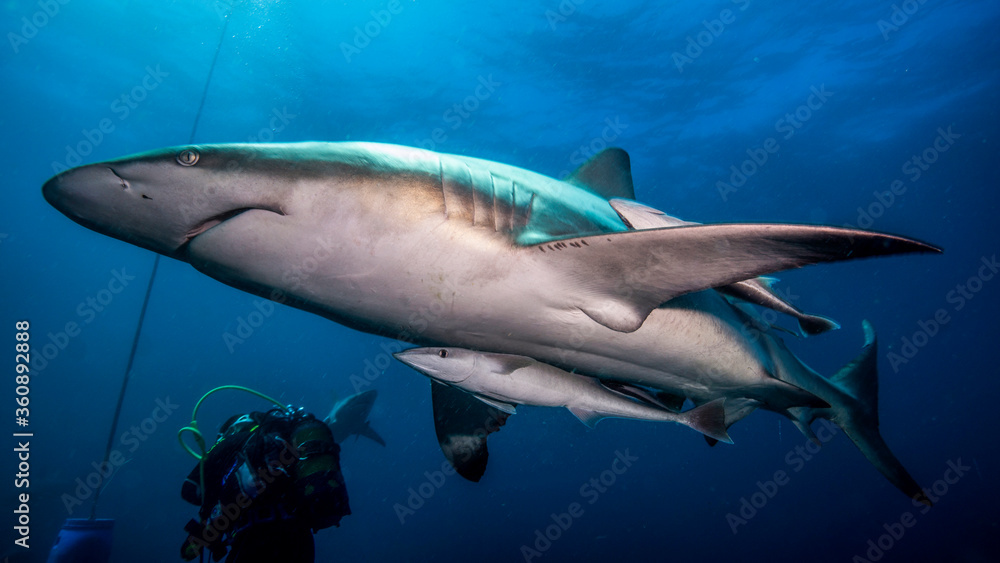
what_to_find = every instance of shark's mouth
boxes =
[179,206,285,253]
[185,207,255,240]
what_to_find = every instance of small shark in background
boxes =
[43,141,940,505]
[324,389,385,446]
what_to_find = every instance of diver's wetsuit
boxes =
[181,409,348,563]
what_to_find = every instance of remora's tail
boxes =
[804,321,931,506]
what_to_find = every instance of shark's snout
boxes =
[394,348,476,383]
[42,150,291,259]
[42,165,119,219]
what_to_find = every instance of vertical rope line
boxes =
[88,6,233,521]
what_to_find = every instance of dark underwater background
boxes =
[2,0,999,561]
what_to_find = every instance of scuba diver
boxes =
[179,389,384,562]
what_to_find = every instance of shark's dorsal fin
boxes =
[566,148,635,201]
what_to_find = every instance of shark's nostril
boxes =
[107,167,129,191]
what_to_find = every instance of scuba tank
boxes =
[288,415,351,530]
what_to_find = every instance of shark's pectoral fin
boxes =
[533,224,940,333]
[431,381,509,482]
[611,199,843,336]
[360,423,387,447]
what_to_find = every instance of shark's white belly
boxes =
[188,201,777,402]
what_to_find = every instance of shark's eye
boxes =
[437,349,448,358]
[176,149,200,167]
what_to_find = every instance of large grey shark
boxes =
[42,142,940,504]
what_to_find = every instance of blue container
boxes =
[46,519,114,563]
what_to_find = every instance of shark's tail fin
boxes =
[804,320,931,506]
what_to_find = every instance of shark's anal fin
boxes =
[431,381,509,482]
[532,224,941,333]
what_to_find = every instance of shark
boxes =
[324,389,386,446]
[42,141,940,504]
[394,346,732,442]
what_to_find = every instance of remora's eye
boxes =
[176,149,199,166]
[437,349,448,358]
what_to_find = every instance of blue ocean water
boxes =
[2,0,999,561]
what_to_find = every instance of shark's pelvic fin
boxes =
[431,381,509,482]
[565,148,636,200]
[532,223,941,333]
[718,281,841,337]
